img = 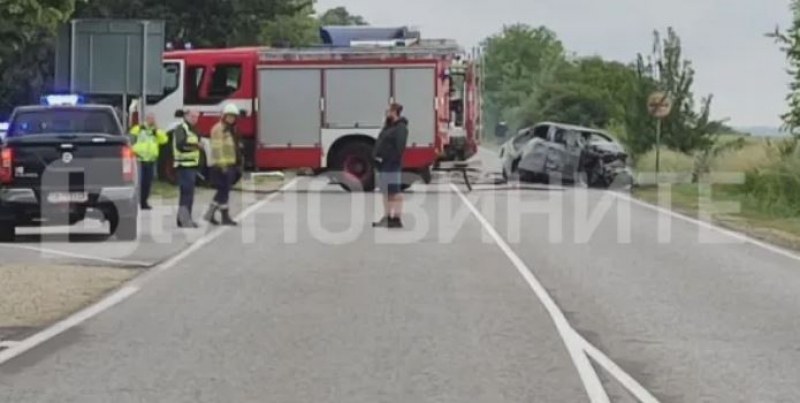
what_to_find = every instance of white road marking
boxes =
[0,285,140,365]
[612,192,800,264]
[576,334,660,403]
[450,184,611,403]
[0,179,298,367]
[0,341,20,349]
[0,244,151,267]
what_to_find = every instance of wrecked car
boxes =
[498,122,634,189]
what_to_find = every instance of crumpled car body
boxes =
[499,122,635,189]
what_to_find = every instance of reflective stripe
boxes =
[211,123,237,167]
[173,122,200,167]
[132,127,159,162]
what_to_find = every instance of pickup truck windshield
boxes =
[7,108,121,137]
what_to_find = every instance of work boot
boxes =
[204,204,220,225]
[220,209,237,226]
[177,208,199,228]
[177,219,199,229]
[388,216,403,229]
[372,216,390,228]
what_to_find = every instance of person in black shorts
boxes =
[372,103,409,229]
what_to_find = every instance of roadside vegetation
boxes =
[481,6,800,248]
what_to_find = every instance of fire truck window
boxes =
[145,62,181,104]
[185,65,205,104]
[163,63,180,95]
[207,64,242,100]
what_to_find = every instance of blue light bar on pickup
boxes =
[41,94,84,106]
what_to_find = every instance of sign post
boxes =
[647,91,672,179]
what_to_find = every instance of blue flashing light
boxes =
[41,94,84,106]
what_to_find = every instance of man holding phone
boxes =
[372,103,409,229]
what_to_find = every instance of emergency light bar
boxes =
[40,94,84,106]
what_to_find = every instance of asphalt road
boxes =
[1,149,799,402]
[0,188,262,268]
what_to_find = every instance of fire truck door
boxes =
[393,67,436,148]
[257,68,322,147]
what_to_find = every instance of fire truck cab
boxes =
[132,27,480,191]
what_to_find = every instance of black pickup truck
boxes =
[0,104,138,241]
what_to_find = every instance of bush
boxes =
[742,154,800,215]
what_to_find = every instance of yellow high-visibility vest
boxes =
[210,122,237,167]
[173,123,200,168]
[130,124,168,162]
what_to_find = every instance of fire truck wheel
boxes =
[331,142,376,192]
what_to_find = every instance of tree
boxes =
[318,6,367,26]
[629,28,724,158]
[74,0,314,48]
[481,24,567,130]
[0,0,77,117]
[770,0,800,137]
[261,1,319,47]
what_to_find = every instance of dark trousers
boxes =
[212,167,236,207]
[139,162,155,207]
[177,167,197,222]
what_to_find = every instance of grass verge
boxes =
[0,265,137,329]
[633,184,800,251]
[151,180,179,199]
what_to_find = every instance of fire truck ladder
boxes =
[258,40,465,61]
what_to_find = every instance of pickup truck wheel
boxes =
[0,220,15,242]
[331,142,376,192]
[109,210,138,241]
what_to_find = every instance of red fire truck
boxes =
[131,32,481,191]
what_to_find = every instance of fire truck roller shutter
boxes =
[324,68,390,131]
[257,68,322,147]
[392,67,436,149]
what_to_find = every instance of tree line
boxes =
[0,0,366,119]
[481,24,727,161]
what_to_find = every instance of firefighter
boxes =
[203,103,241,226]
[372,103,409,229]
[172,109,201,228]
[129,113,168,210]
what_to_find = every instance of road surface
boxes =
[1,150,799,402]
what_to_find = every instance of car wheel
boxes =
[0,220,15,242]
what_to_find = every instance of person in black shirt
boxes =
[372,103,409,229]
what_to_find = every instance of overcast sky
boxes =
[316,0,791,127]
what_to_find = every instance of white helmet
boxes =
[223,103,239,116]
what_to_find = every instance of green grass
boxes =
[631,135,800,250]
[634,183,800,250]
[634,136,776,174]
[151,180,178,199]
